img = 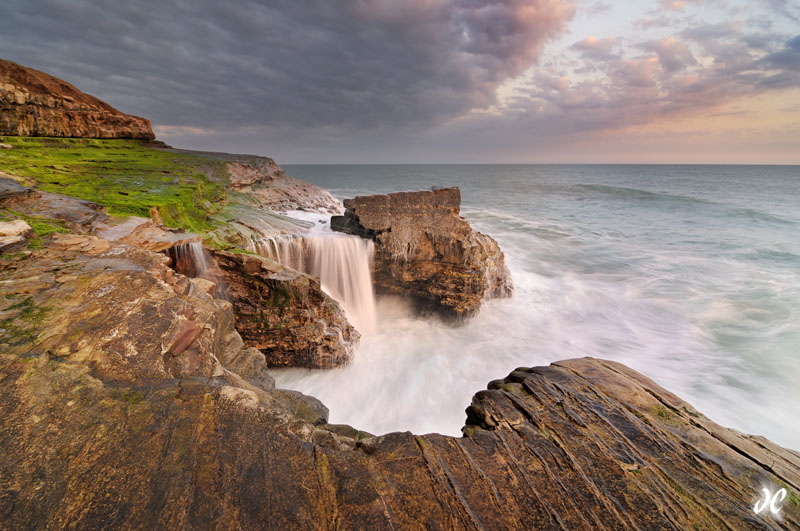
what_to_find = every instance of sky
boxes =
[2,0,799,164]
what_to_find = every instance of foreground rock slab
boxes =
[1,241,797,531]
[0,59,154,139]
[332,187,513,319]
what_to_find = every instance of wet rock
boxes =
[168,248,359,369]
[272,389,329,425]
[332,187,513,319]
[0,241,797,531]
[0,59,154,139]
[0,175,35,202]
[2,190,108,232]
[227,159,341,213]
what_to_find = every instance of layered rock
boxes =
[332,187,513,318]
[0,59,154,139]
[0,219,33,253]
[165,244,358,369]
[1,246,797,531]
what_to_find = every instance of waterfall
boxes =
[252,234,377,334]
[166,241,227,299]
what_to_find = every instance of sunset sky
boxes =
[2,0,799,163]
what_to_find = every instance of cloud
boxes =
[571,36,618,61]
[658,0,687,11]
[0,0,575,134]
[764,0,799,20]
[641,37,697,72]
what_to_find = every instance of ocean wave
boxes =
[576,183,796,226]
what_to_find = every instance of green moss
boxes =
[0,297,50,345]
[0,209,69,251]
[121,390,144,405]
[0,136,227,233]
[777,480,800,509]
[652,404,675,422]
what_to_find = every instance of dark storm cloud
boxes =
[0,0,575,132]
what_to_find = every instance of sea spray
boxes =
[269,164,800,449]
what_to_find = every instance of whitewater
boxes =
[267,164,800,450]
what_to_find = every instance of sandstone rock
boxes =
[166,245,359,369]
[0,220,33,254]
[0,220,33,238]
[332,187,513,319]
[227,159,341,213]
[0,59,154,139]
[0,141,11,149]
[96,216,199,252]
[1,288,797,531]
[1,188,108,232]
[0,235,26,253]
[0,175,34,202]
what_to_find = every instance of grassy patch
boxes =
[0,208,69,251]
[0,136,227,233]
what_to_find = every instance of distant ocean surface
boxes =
[275,164,800,450]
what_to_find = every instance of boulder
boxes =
[209,250,359,369]
[0,59,154,139]
[0,220,33,238]
[332,187,513,319]
[165,245,359,369]
[0,219,33,254]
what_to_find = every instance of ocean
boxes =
[272,164,800,450]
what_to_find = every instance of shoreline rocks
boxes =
[1,252,798,531]
[332,187,513,319]
[0,59,154,139]
[165,244,359,369]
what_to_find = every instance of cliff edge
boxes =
[0,59,154,139]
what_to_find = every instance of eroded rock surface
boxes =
[332,187,513,318]
[166,245,358,369]
[1,256,797,531]
[0,60,154,139]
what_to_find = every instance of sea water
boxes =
[271,164,800,450]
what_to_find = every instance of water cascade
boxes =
[251,232,377,334]
[165,241,228,298]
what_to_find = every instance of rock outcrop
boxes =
[1,243,797,531]
[0,219,33,253]
[165,244,358,369]
[211,153,342,214]
[332,187,513,318]
[0,59,154,139]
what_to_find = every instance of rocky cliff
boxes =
[332,187,513,319]
[1,234,797,529]
[166,245,359,369]
[0,59,154,139]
